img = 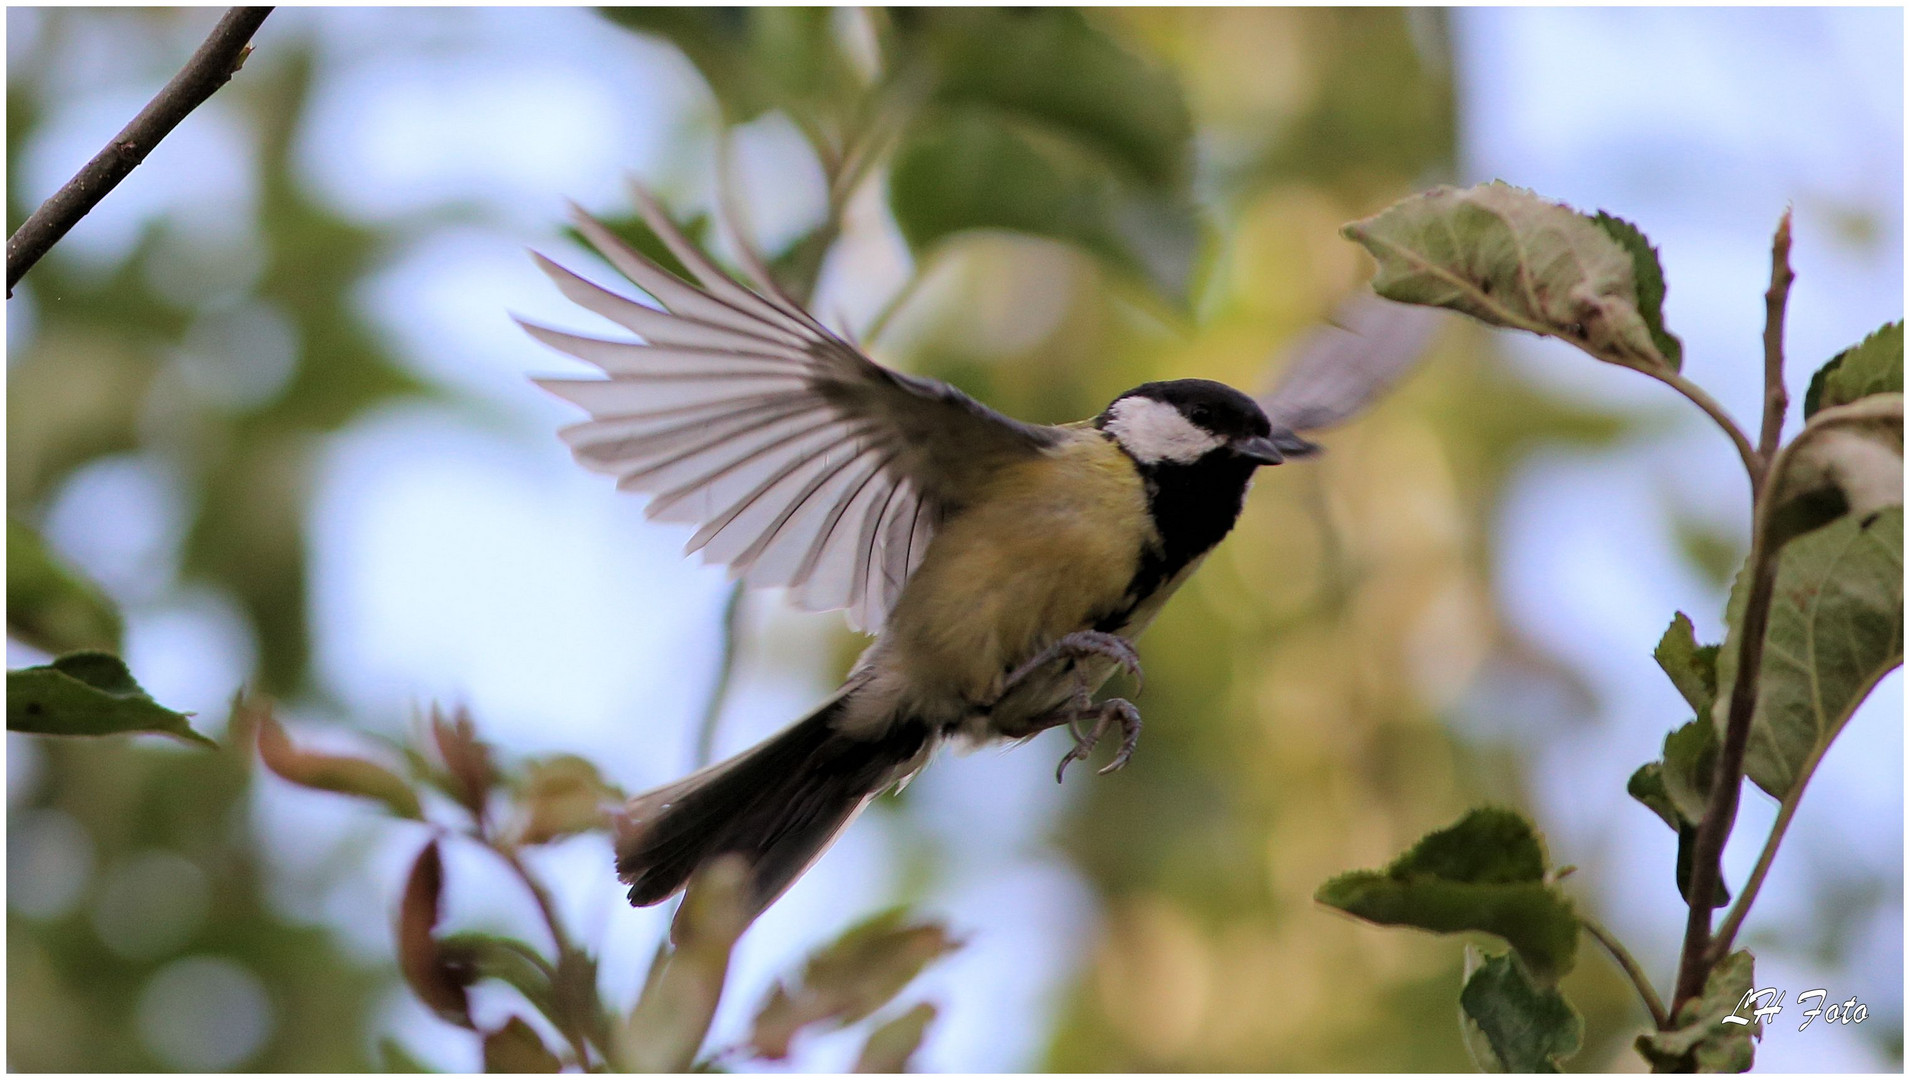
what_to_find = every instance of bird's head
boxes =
[1097,379,1318,468]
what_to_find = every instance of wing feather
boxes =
[527,187,1059,631]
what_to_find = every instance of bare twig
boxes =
[1756,210,1795,468]
[1709,749,1809,958]
[1582,916,1668,1029]
[6,7,273,295]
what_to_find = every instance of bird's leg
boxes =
[1054,698,1143,782]
[1002,630,1144,697]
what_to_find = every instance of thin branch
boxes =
[1756,210,1796,467]
[1582,916,1668,1029]
[1709,736,1816,959]
[1654,368,1763,487]
[1669,544,1780,1015]
[6,7,273,296]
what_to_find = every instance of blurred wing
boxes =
[523,186,1057,632]
[1259,295,1443,434]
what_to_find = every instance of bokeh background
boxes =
[6,6,1902,1072]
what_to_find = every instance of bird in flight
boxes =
[521,185,1437,923]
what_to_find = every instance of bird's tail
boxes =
[614,691,930,919]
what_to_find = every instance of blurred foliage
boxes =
[7,516,123,653]
[8,5,1895,1075]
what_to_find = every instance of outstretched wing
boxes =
[523,187,1058,633]
[1259,294,1443,435]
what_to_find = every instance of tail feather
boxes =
[615,694,930,916]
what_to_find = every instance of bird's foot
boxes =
[1055,698,1143,783]
[1004,630,1144,698]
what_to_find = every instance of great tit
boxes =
[521,187,1436,920]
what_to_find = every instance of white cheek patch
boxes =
[1104,396,1224,465]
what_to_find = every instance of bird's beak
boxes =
[1231,435,1287,465]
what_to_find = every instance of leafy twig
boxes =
[1581,916,1668,1029]
[5,7,273,295]
[1669,212,1798,1017]
[1756,210,1795,467]
[1709,727,1816,959]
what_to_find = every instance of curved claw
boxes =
[1095,700,1143,776]
[1053,698,1144,783]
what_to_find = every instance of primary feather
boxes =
[523,184,1056,632]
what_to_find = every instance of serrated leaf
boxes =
[483,1016,562,1073]
[749,910,963,1060]
[1716,508,1903,800]
[6,516,122,654]
[1591,211,1682,369]
[253,702,423,819]
[616,856,750,1072]
[510,754,621,846]
[853,1002,937,1073]
[1459,947,1583,1073]
[1314,807,1579,980]
[1654,612,1720,717]
[1342,182,1671,372]
[1804,321,1903,420]
[1635,950,1757,1073]
[889,111,1199,306]
[399,841,473,1026]
[8,651,213,746]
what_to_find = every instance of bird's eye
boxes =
[1190,405,1215,427]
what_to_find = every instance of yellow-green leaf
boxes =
[8,651,213,746]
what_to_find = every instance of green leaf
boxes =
[1658,718,1717,826]
[889,111,1200,306]
[1653,612,1720,717]
[1342,182,1673,372]
[6,517,122,654]
[894,8,1194,192]
[1626,763,1681,833]
[253,701,423,819]
[885,9,1199,306]
[1635,950,1758,1073]
[599,8,858,123]
[749,909,963,1060]
[1804,320,1903,420]
[1314,807,1579,980]
[1458,947,1583,1073]
[1717,508,1903,800]
[482,1017,562,1073]
[1591,212,1683,370]
[853,1002,937,1073]
[1627,737,1730,909]
[7,651,213,746]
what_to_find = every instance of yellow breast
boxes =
[876,432,1154,715]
